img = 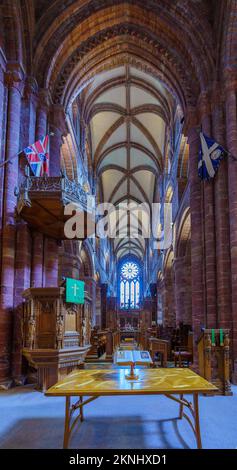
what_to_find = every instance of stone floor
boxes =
[0,372,236,449]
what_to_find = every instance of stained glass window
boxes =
[119,260,142,309]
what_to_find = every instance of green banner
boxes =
[66,277,85,304]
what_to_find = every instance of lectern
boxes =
[197,328,232,395]
[22,287,92,391]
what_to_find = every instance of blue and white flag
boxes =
[198,132,226,180]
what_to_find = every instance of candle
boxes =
[211,329,215,346]
[220,328,224,346]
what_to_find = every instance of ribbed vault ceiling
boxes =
[82,64,174,259]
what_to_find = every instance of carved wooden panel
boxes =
[37,301,56,348]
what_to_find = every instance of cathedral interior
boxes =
[0,0,237,450]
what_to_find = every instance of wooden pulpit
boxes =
[197,328,232,395]
[22,287,92,391]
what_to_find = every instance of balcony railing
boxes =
[15,174,95,239]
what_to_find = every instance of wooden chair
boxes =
[149,338,169,367]
[173,332,193,367]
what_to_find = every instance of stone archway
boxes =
[162,248,175,328]
[174,208,192,327]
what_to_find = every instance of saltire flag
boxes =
[198,132,226,180]
[23,135,49,176]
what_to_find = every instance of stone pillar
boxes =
[212,83,232,331]
[106,296,117,329]
[173,254,192,327]
[0,53,6,233]
[0,65,23,388]
[31,231,44,287]
[20,77,38,152]
[187,117,205,363]
[225,79,237,383]
[12,223,31,383]
[31,89,49,287]
[36,89,49,139]
[163,270,175,327]
[173,257,183,326]
[49,104,67,176]
[101,283,108,329]
[156,278,164,325]
[96,285,102,327]
[198,93,217,328]
[43,238,59,287]
[11,77,37,382]
[81,276,96,325]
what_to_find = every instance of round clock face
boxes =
[121,262,139,279]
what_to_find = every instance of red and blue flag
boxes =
[23,135,49,176]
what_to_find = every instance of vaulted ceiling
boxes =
[81,64,174,259]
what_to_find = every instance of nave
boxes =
[1,0,237,451]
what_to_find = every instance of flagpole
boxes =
[0,151,20,168]
[197,128,237,161]
[0,133,54,171]
[201,178,208,328]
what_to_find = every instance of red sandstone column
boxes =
[49,104,67,176]
[20,77,38,150]
[11,78,37,382]
[173,257,189,326]
[163,271,175,327]
[41,104,66,285]
[212,84,232,331]
[183,251,192,325]
[80,276,96,325]
[198,93,217,328]
[12,223,31,383]
[101,283,108,329]
[160,279,166,326]
[36,89,49,139]
[187,117,205,364]
[96,285,102,327]
[31,231,44,286]
[0,65,23,388]
[43,238,59,287]
[156,278,163,325]
[225,79,237,383]
[31,89,49,287]
[0,59,6,233]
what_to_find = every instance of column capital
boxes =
[0,47,6,84]
[50,103,68,136]
[4,62,24,93]
[223,68,237,94]
[197,90,211,121]
[23,76,38,101]
[173,256,187,268]
[183,106,200,139]
[211,81,222,103]
[38,88,51,111]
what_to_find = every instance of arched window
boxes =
[119,259,142,309]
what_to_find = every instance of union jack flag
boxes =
[23,135,49,176]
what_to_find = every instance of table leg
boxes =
[164,351,167,368]
[80,396,84,422]
[193,393,202,449]
[179,394,184,419]
[63,396,71,449]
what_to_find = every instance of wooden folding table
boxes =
[45,367,217,449]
